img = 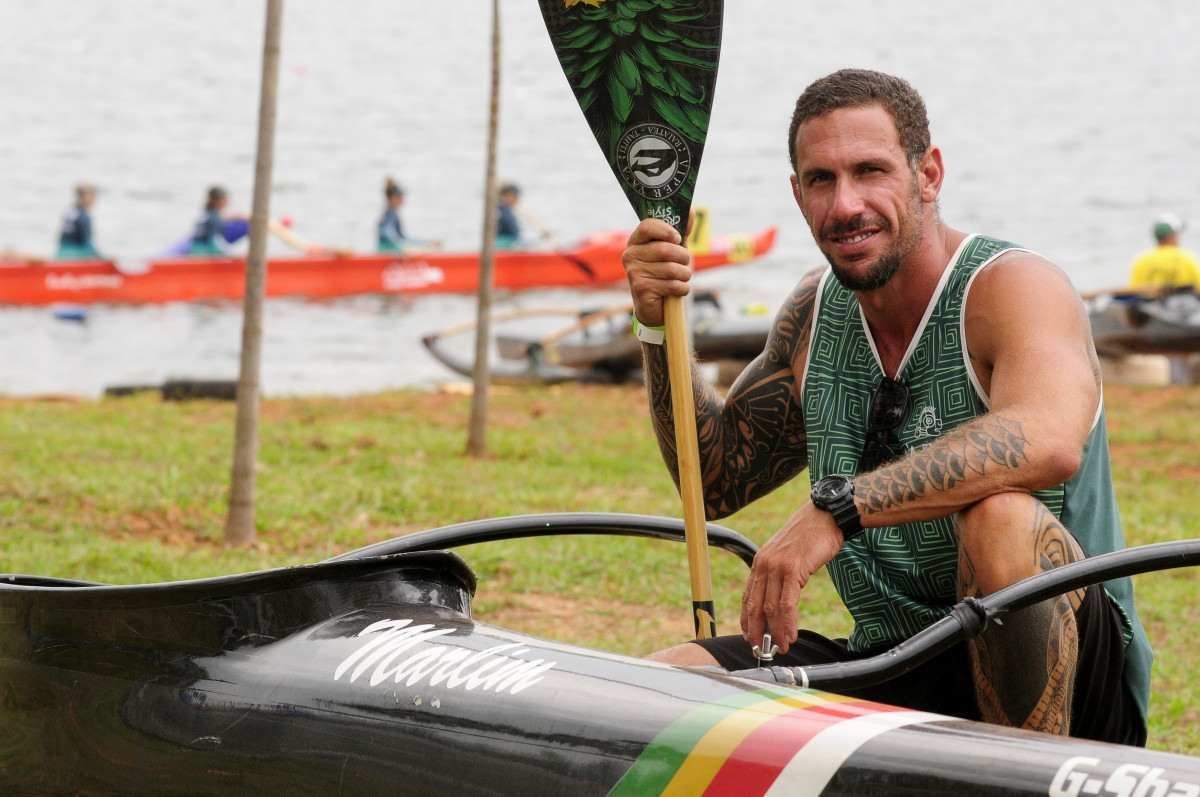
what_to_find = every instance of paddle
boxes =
[538,0,724,639]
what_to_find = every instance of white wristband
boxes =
[632,317,665,345]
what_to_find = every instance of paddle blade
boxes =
[539,0,724,238]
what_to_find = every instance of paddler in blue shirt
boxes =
[377,178,440,252]
[495,183,522,249]
[56,183,101,259]
[377,178,409,252]
[187,186,232,256]
[495,182,553,250]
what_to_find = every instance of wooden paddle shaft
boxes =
[663,294,717,639]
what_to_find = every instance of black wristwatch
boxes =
[810,475,864,541]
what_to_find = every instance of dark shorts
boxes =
[695,584,1146,747]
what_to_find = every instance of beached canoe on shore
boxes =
[0,227,776,306]
[1087,287,1200,357]
[422,292,771,384]
[3,513,1199,794]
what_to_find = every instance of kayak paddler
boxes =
[623,68,1151,747]
[494,182,553,250]
[56,183,101,260]
[378,178,439,253]
[186,186,242,256]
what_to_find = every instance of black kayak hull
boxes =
[3,530,1199,795]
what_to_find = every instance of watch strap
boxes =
[829,498,864,541]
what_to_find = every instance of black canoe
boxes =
[1087,287,1200,357]
[422,294,770,385]
[3,513,1200,795]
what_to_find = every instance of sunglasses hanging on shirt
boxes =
[860,377,910,472]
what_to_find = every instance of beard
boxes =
[822,189,923,293]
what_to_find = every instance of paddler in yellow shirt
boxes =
[1129,213,1200,290]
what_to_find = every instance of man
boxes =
[622,69,1151,746]
[495,183,553,250]
[56,183,101,260]
[1128,213,1199,290]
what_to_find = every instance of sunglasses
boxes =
[860,377,909,472]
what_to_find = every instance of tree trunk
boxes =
[224,0,284,546]
[466,0,501,457]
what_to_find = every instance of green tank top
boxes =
[802,234,1152,722]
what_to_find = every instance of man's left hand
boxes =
[741,503,844,652]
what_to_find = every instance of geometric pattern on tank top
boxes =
[803,234,1066,652]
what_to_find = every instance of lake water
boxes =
[2,0,1197,396]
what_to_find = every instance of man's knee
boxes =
[956,492,1045,596]
[646,642,720,667]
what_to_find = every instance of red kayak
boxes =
[0,227,776,306]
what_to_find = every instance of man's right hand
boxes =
[621,219,693,327]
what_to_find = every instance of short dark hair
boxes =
[787,69,931,172]
[205,185,228,210]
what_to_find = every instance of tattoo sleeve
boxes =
[854,414,1033,520]
[643,270,822,519]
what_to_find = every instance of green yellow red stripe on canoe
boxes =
[609,686,908,796]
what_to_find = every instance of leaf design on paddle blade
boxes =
[559,24,601,49]
[643,68,674,96]
[649,92,706,142]
[661,10,706,23]
[683,103,709,134]
[607,71,634,123]
[614,51,641,93]
[610,17,637,36]
[586,31,614,52]
[576,66,603,89]
[632,40,664,72]
[639,21,678,44]
[578,48,609,73]
[667,67,704,104]
[658,46,717,70]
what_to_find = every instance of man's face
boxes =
[790,104,928,291]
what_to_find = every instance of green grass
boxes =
[0,383,1197,753]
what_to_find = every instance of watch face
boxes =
[813,475,851,504]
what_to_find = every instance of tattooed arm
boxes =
[854,254,1101,527]
[622,219,820,519]
[644,272,821,517]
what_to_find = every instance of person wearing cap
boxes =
[186,186,233,256]
[1128,214,1200,290]
[56,184,101,260]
